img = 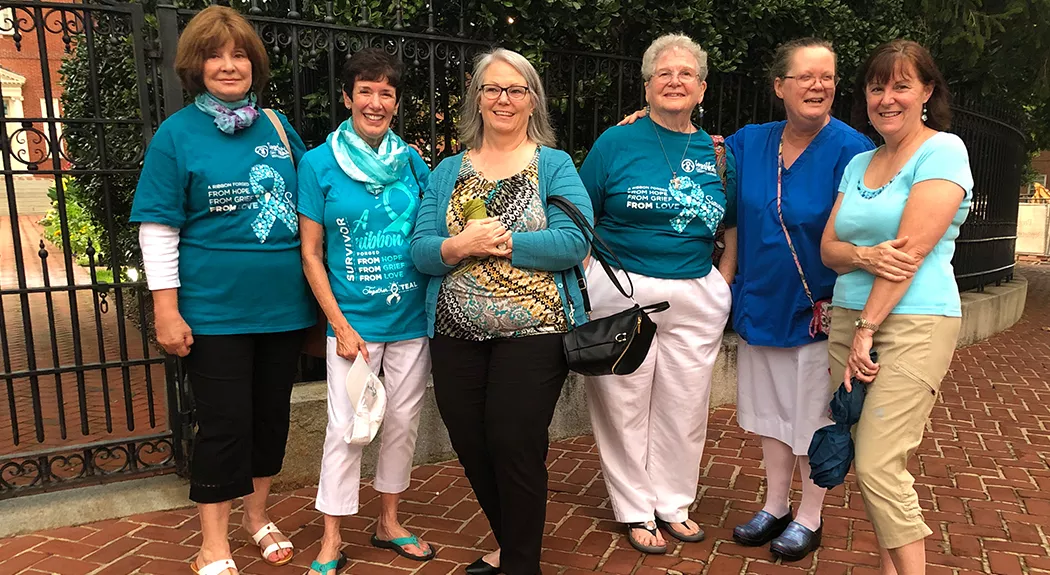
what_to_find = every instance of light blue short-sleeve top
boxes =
[832,132,974,317]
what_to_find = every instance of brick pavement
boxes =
[1,215,167,461]
[1,265,1049,574]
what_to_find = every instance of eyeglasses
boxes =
[480,84,530,101]
[783,74,839,88]
[651,69,698,85]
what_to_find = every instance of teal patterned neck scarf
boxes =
[194,92,258,134]
[328,120,416,236]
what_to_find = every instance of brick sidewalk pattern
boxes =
[1,265,1049,574]
[1,215,167,460]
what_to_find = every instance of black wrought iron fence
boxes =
[0,0,176,499]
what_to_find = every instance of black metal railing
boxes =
[0,0,176,498]
[949,102,1027,291]
[0,0,1029,498]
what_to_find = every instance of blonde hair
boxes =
[457,48,556,149]
[641,33,708,82]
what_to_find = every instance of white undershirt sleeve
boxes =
[138,222,181,290]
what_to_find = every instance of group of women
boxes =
[131,6,973,575]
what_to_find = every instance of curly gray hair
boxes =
[457,48,556,150]
[641,33,709,82]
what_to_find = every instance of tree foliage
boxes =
[55,0,1046,270]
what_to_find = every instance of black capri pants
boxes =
[182,329,306,504]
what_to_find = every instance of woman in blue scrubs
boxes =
[725,39,873,561]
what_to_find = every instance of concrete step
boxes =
[2,178,54,217]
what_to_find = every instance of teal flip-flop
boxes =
[309,551,348,575]
[369,533,435,562]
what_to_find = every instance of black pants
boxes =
[430,333,568,575]
[183,329,306,504]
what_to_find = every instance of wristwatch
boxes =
[854,318,880,333]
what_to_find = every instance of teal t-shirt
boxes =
[130,104,315,335]
[832,132,973,317]
[579,116,738,279]
[297,144,430,342]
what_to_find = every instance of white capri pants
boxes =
[584,264,731,524]
[315,336,431,516]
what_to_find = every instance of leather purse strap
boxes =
[548,196,637,310]
[262,108,295,166]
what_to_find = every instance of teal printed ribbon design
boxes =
[381,180,418,237]
[667,175,724,234]
[249,164,298,243]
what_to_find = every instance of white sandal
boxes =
[251,522,295,566]
[190,558,238,575]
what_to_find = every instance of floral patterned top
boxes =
[435,149,568,341]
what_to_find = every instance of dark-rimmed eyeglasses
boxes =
[480,84,530,101]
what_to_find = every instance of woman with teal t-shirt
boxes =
[297,48,435,573]
[130,7,313,575]
[821,40,973,574]
[579,34,737,555]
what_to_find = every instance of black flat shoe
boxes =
[733,509,793,546]
[465,556,502,575]
[770,521,822,562]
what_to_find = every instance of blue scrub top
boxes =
[726,118,873,348]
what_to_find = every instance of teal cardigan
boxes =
[410,147,593,337]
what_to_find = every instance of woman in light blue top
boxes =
[821,40,973,574]
[410,48,590,575]
[298,48,435,574]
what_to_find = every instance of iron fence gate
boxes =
[0,0,183,498]
[0,0,1030,499]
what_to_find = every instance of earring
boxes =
[697,105,705,119]
[921,104,928,123]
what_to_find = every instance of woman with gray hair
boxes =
[579,33,737,555]
[411,48,592,575]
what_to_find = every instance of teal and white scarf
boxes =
[329,119,417,236]
[194,92,259,134]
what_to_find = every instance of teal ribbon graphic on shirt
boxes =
[667,175,724,234]
[249,164,298,243]
[381,180,417,237]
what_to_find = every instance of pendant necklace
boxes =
[651,117,693,191]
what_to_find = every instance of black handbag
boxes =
[548,196,670,376]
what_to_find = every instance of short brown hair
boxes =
[341,48,404,100]
[852,39,951,133]
[174,6,269,96]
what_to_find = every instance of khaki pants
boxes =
[828,307,960,549]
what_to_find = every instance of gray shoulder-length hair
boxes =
[458,48,556,149]
[641,33,709,82]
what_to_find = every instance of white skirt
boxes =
[736,339,833,455]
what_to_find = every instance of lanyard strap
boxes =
[776,139,816,308]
